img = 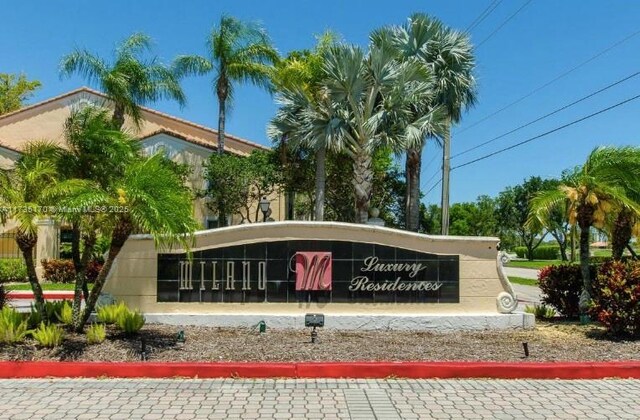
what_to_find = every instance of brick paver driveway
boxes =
[1,378,638,419]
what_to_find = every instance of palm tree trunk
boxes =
[353,148,373,224]
[71,232,96,330]
[577,203,595,308]
[405,147,422,232]
[314,146,326,221]
[16,233,44,312]
[579,225,592,305]
[216,77,228,156]
[611,210,633,260]
[440,120,451,235]
[112,103,126,129]
[76,219,132,332]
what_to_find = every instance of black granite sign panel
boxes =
[157,240,459,303]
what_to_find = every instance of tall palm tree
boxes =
[0,142,62,312]
[268,33,336,220]
[528,146,640,309]
[60,33,185,129]
[320,43,439,223]
[51,107,141,325]
[174,15,278,155]
[53,152,198,331]
[375,14,476,232]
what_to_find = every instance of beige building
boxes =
[0,87,285,263]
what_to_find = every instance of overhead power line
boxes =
[456,27,640,135]
[451,92,640,170]
[451,69,640,159]
[466,0,503,32]
[425,178,442,196]
[476,0,534,49]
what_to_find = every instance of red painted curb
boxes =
[1,361,639,379]
[7,291,76,300]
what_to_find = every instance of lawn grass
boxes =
[507,260,563,270]
[508,276,538,287]
[3,283,89,291]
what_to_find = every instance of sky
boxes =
[2,0,640,205]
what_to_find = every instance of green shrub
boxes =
[534,245,560,260]
[86,323,106,344]
[41,259,75,283]
[31,322,64,347]
[55,301,73,325]
[590,260,640,337]
[513,246,559,260]
[97,301,128,324]
[0,306,30,344]
[538,264,592,318]
[524,303,557,319]
[514,246,527,258]
[0,284,8,309]
[0,259,27,283]
[116,310,145,335]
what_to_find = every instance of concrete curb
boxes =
[7,291,75,300]
[1,361,639,379]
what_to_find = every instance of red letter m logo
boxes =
[295,252,332,291]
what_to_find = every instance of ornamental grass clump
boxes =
[31,322,64,348]
[55,301,73,325]
[0,306,30,344]
[116,309,145,335]
[524,304,557,320]
[97,301,128,324]
[0,284,8,309]
[86,323,106,344]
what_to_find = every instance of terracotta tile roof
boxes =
[0,87,269,155]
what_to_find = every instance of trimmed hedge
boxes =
[514,245,559,260]
[41,259,103,284]
[0,259,27,283]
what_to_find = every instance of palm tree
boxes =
[174,15,278,155]
[268,33,337,220]
[319,43,439,223]
[0,142,62,312]
[374,14,476,232]
[51,107,141,325]
[611,187,640,259]
[53,152,198,331]
[528,146,640,309]
[60,33,185,129]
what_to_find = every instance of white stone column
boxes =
[35,218,59,278]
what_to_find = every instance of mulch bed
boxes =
[1,322,639,362]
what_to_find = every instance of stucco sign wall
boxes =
[102,222,518,317]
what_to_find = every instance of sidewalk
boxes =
[1,378,638,419]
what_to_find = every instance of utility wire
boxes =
[476,0,534,49]
[456,27,640,135]
[466,0,503,32]
[451,92,640,170]
[425,178,442,196]
[451,69,640,159]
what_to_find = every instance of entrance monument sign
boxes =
[103,222,529,330]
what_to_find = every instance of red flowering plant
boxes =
[538,264,587,319]
[590,260,640,337]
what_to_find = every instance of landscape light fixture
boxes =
[140,338,147,361]
[259,196,270,222]
[522,342,529,357]
[176,330,185,347]
[305,313,324,343]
